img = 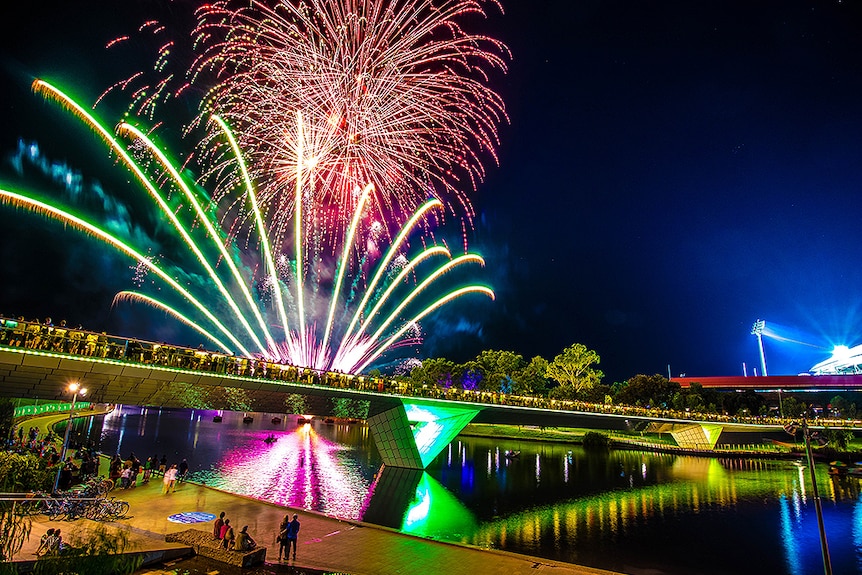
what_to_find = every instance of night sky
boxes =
[2,1,862,383]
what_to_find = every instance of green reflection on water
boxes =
[400,472,478,539]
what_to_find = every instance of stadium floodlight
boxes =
[751,320,768,377]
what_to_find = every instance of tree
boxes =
[514,356,550,396]
[0,399,14,442]
[545,343,603,400]
[476,350,525,392]
[614,374,679,407]
[456,361,484,391]
[285,393,309,415]
[330,398,370,419]
[0,451,55,566]
[824,427,854,451]
[830,395,857,419]
[582,431,610,451]
[32,525,142,575]
[409,358,455,388]
[781,397,807,418]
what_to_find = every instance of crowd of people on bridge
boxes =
[2,315,860,430]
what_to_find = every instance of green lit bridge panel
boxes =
[367,400,481,469]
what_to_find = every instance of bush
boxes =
[0,452,54,492]
[33,525,142,575]
[582,431,610,451]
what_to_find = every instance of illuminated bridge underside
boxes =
[367,401,481,469]
[646,422,724,450]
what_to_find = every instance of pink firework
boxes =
[190,0,509,245]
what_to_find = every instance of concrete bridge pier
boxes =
[645,422,724,450]
[367,399,483,469]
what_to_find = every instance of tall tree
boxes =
[614,374,679,407]
[0,399,13,442]
[410,358,456,388]
[830,395,857,418]
[476,350,525,392]
[514,356,550,395]
[546,343,603,399]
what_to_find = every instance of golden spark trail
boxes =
[113,291,233,352]
[0,189,247,355]
[356,285,495,373]
[118,123,272,354]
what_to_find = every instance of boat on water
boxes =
[264,434,278,444]
[242,415,253,423]
[271,417,282,424]
[212,415,223,423]
[504,450,521,459]
[297,417,311,424]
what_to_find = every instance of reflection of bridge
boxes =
[0,347,797,469]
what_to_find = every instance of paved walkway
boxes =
[11,410,622,575]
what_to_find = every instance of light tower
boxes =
[751,319,768,377]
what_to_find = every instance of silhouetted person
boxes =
[284,514,300,560]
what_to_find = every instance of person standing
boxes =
[163,464,178,494]
[276,515,289,561]
[178,458,189,482]
[213,511,225,540]
[130,455,141,488]
[142,456,152,483]
[120,465,132,489]
[285,513,300,560]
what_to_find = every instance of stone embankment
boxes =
[165,528,266,567]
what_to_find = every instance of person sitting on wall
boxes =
[234,525,257,551]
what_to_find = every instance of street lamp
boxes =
[784,418,833,575]
[53,381,87,493]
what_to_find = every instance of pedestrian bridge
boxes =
[0,346,783,469]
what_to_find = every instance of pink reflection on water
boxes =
[200,422,370,519]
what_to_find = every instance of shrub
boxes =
[582,431,610,451]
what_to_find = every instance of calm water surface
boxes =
[79,406,862,575]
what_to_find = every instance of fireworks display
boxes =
[1,80,494,372]
[3,1,508,372]
[105,0,509,250]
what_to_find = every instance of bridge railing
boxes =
[2,316,860,429]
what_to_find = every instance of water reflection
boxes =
[362,468,477,538]
[98,406,380,519]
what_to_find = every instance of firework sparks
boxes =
[1,80,495,372]
[105,0,509,250]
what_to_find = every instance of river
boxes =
[71,405,862,575]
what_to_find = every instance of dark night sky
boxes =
[2,1,862,383]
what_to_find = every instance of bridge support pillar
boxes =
[367,400,481,469]
[646,422,724,450]
[668,423,723,449]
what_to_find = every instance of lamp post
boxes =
[786,418,833,575]
[53,381,87,493]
